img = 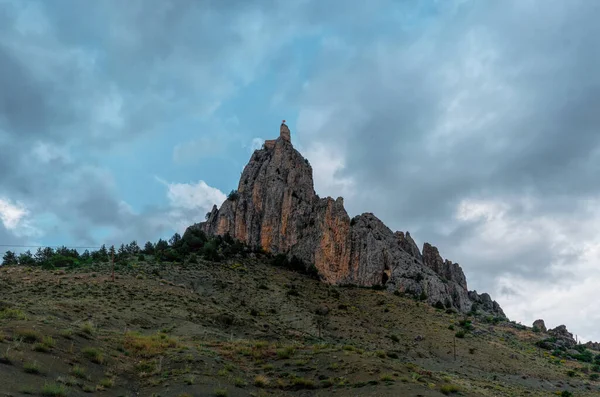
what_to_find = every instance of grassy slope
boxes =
[0,256,598,397]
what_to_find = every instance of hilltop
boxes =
[1,249,600,396]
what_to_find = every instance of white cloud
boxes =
[249,137,264,152]
[153,177,226,233]
[0,198,28,230]
[0,197,39,237]
[302,143,356,201]
[158,178,226,211]
[451,196,600,341]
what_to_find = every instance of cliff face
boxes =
[185,126,504,315]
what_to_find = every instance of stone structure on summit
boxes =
[184,123,504,315]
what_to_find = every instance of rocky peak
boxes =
[396,231,422,261]
[185,123,504,315]
[280,120,291,142]
[422,243,467,290]
[533,319,547,333]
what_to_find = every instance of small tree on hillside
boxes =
[17,250,35,266]
[313,307,330,339]
[155,239,169,252]
[169,232,182,247]
[109,245,116,262]
[2,251,17,266]
[143,241,155,255]
[127,241,140,255]
[117,244,127,261]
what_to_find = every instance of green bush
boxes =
[440,384,460,395]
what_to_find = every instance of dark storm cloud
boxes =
[0,0,299,247]
[296,0,600,292]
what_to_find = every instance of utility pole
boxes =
[454,335,456,361]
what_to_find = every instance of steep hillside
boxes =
[186,123,502,316]
[1,253,599,397]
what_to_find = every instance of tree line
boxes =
[0,229,248,269]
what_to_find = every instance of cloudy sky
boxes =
[1,0,600,341]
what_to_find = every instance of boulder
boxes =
[533,319,547,333]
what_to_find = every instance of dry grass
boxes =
[122,331,178,357]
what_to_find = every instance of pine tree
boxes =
[118,244,126,259]
[2,251,17,266]
[143,241,154,255]
[169,233,182,247]
[17,250,35,266]
[127,241,140,254]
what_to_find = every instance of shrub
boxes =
[98,378,114,388]
[566,370,576,377]
[122,331,178,358]
[227,190,239,201]
[290,376,316,389]
[71,365,87,379]
[79,321,95,336]
[455,331,466,339]
[434,301,445,310]
[16,329,42,343]
[277,346,295,359]
[233,377,247,387]
[40,383,67,397]
[590,373,599,381]
[440,384,460,395]
[254,374,269,387]
[214,388,228,397]
[389,334,400,343]
[82,347,104,364]
[23,361,41,374]
[0,308,26,320]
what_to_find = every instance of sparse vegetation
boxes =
[0,235,598,396]
[40,383,68,397]
[82,347,104,364]
[23,361,41,374]
[0,308,26,320]
[254,374,269,387]
[214,388,228,396]
[440,384,460,394]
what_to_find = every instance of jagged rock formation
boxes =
[533,319,547,333]
[185,123,504,315]
[584,341,600,351]
[468,291,505,317]
[548,325,577,348]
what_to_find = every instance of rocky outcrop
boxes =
[468,291,505,317]
[548,325,577,348]
[584,341,600,351]
[184,123,505,315]
[396,231,422,261]
[533,319,547,333]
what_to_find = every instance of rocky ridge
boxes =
[185,123,504,316]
